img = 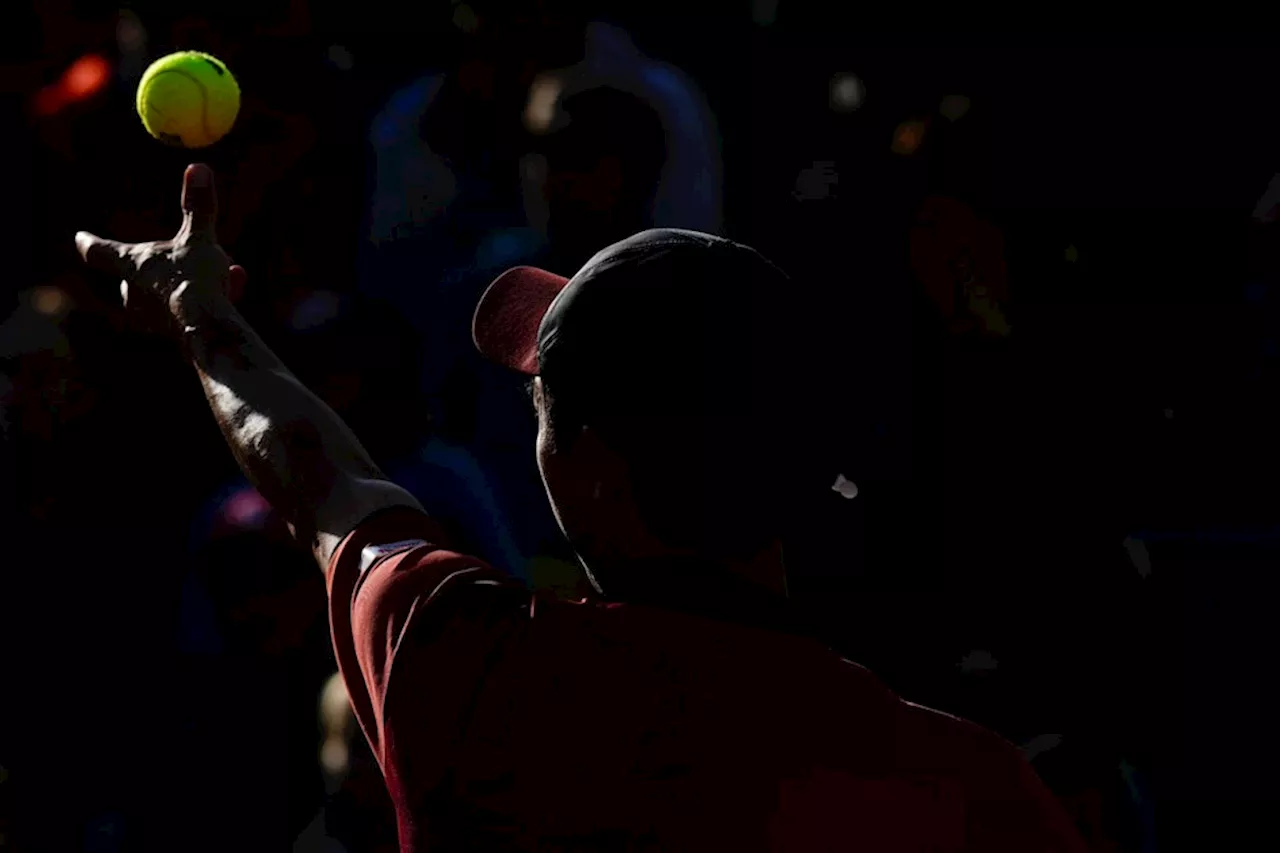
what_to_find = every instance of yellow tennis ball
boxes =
[136,51,240,148]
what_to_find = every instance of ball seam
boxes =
[145,68,217,146]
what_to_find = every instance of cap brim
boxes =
[472,265,570,375]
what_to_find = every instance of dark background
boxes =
[3,4,1279,851]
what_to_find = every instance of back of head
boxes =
[537,232,817,565]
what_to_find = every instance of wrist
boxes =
[172,282,246,366]
[171,279,232,334]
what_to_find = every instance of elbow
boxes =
[311,477,425,570]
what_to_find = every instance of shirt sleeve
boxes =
[325,507,526,777]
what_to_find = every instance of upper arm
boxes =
[324,506,526,773]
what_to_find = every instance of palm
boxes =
[76,164,244,335]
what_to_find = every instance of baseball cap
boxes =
[472,228,799,424]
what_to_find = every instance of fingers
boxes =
[75,231,131,277]
[180,163,218,242]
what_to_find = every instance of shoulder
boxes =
[328,507,522,631]
[325,506,529,765]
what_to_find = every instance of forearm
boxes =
[175,285,422,566]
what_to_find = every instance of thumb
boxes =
[180,163,219,242]
[75,231,131,277]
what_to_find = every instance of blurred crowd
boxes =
[6,4,1280,851]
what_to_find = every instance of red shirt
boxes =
[328,508,1088,852]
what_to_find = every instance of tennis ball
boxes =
[136,51,240,148]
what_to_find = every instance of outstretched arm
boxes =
[76,163,422,568]
[178,279,420,568]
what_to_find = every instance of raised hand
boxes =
[75,163,245,336]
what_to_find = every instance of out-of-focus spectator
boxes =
[294,673,397,853]
[529,20,723,237]
[523,84,669,271]
[318,673,355,792]
[360,9,582,384]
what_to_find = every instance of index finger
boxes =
[74,231,131,277]
[180,163,218,242]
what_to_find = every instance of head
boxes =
[475,230,811,603]
[424,9,589,185]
